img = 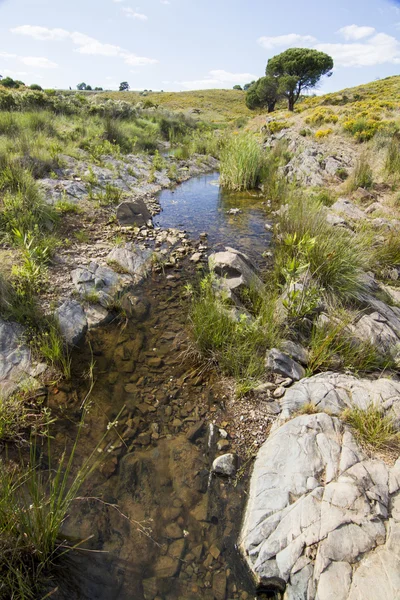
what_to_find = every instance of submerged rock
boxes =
[240,413,400,599]
[212,453,237,477]
[55,299,88,346]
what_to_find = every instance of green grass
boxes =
[342,404,400,451]
[347,154,374,191]
[307,315,392,375]
[276,192,370,301]
[220,132,265,191]
[0,390,53,443]
[188,273,281,393]
[372,229,400,276]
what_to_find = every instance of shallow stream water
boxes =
[50,173,271,600]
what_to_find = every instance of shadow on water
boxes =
[49,173,272,600]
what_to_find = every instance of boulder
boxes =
[266,348,305,381]
[280,372,400,424]
[331,198,365,221]
[55,299,87,346]
[240,413,400,599]
[280,340,309,365]
[352,311,400,355]
[116,199,152,227]
[0,318,32,398]
[208,247,263,296]
[107,245,152,281]
[71,262,132,307]
[212,453,237,477]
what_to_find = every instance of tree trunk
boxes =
[288,94,295,111]
[267,100,276,113]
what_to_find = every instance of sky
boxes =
[1,0,400,93]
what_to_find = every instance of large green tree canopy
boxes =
[266,48,333,110]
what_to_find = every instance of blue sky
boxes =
[1,0,400,93]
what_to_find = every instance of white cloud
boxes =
[338,25,376,41]
[20,56,58,68]
[122,8,148,20]
[316,32,400,67]
[160,0,170,4]
[11,25,69,41]
[11,24,157,66]
[257,26,400,68]
[0,49,57,69]
[258,34,317,50]
[177,69,257,90]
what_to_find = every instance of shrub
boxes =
[343,117,380,142]
[336,167,349,181]
[305,108,338,125]
[267,120,290,134]
[220,132,265,191]
[315,128,333,139]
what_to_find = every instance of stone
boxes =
[208,247,264,296]
[280,340,309,365]
[352,311,400,355]
[55,299,87,346]
[153,555,180,578]
[0,318,32,398]
[280,372,400,423]
[266,348,305,381]
[186,420,206,443]
[71,262,132,307]
[331,198,365,221]
[212,571,227,600]
[240,412,400,599]
[116,199,152,227]
[120,294,150,321]
[217,439,230,451]
[84,304,111,329]
[190,252,202,263]
[107,244,152,281]
[212,453,237,477]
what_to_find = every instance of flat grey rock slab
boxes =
[55,299,87,346]
[240,413,400,599]
[280,372,400,424]
[331,198,365,221]
[0,318,32,398]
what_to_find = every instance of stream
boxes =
[50,172,271,600]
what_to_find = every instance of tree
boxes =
[244,81,256,91]
[77,82,87,90]
[266,48,333,111]
[1,77,22,89]
[119,81,130,92]
[233,84,243,90]
[246,76,280,113]
[85,85,92,91]
[30,83,43,91]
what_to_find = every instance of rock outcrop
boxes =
[55,299,88,346]
[208,247,264,300]
[0,318,32,397]
[240,412,400,600]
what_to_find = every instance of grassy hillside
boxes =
[98,89,251,124]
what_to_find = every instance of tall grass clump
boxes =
[371,228,400,276]
[307,316,392,375]
[188,273,281,393]
[342,404,400,451]
[0,414,115,600]
[347,154,374,191]
[385,134,400,180]
[276,193,370,301]
[220,132,265,191]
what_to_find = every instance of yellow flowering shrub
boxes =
[315,128,333,139]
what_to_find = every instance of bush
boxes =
[29,84,43,91]
[343,117,380,142]
[315,128,333,139]
[220,132,265,191]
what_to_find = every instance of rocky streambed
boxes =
[2,150,400,600]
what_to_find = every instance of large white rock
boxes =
[208,247,264,297]
[240,413,400,599]
[0,318,32,397]
[280,372,400,424]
